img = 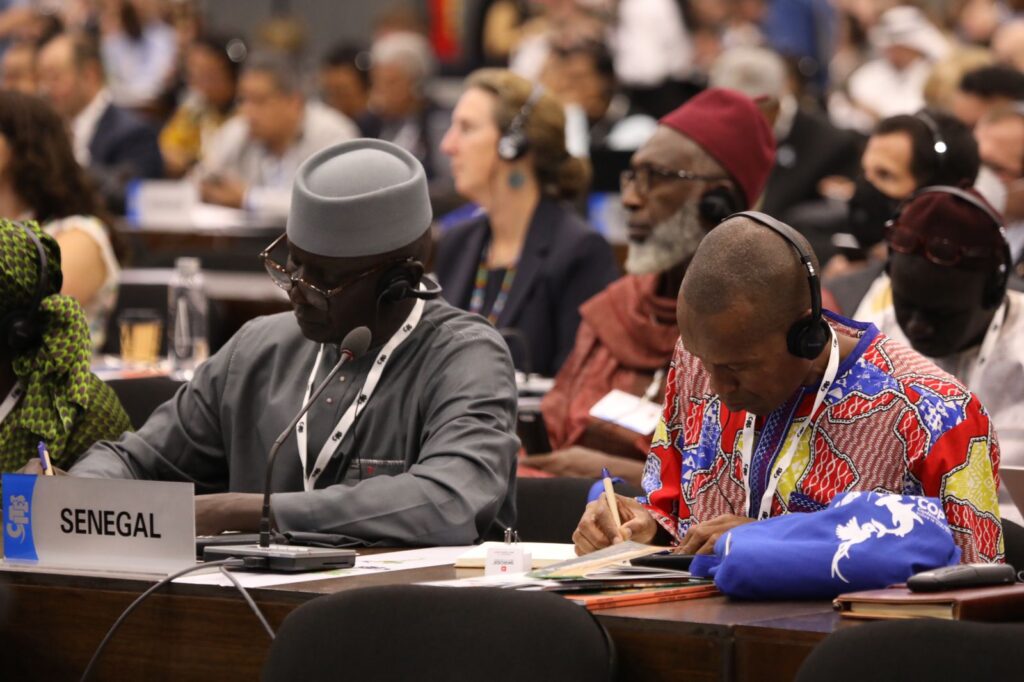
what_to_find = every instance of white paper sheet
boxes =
[174,545,473,588]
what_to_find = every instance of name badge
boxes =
[2,474,195,574]
[588,389,662,435]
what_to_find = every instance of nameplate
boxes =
[589,389,662,435]
[2,474,195,574]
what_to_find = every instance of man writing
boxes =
[574,213,1002,563]
[864,187,1024,524]
[529,88,775,485]
[57,139,519,545]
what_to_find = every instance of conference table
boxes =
[0,554,851,682]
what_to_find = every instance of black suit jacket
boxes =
[88,103,164,212]
[762,109,864,219]
[435,198,619,376]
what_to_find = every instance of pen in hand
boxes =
[602,467,625,541]
[37,441,54,476]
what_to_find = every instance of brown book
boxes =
[834,583,1024,621]
[569,583,719,611]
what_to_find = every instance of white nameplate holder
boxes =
[2,474,195,574]
[588,389,662,435]
[485,544,533,576]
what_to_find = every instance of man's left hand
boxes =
[199,176,247,209]
[679,514,754,555]
[195,492,263,536]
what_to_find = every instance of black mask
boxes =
[848,175,902,250]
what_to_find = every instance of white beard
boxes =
[624,201,705,275]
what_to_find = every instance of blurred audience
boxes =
[992,18,1024,72]
[369,31,452,191]
[541,39,656,154]
[0,91,121,350]
[159,33,241,177]
[37,32,163,214]
[318,43,375,135]
[952,64,1024,128]
[834,6,950,133]
[99,0,178,109]
[0,39,35,94]
[708,45,863,225]
[435,68,618,376]
[923,46,995,112]
[975,107,1024,268]
[197,52,357,217]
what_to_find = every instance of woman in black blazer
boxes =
[435,69,619,376]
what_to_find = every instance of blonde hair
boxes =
[465,68,591,201]
[924,47,995,110]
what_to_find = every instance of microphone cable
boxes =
[80,559,275,682]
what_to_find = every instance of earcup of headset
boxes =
[787,317,829,360]
[1,312,40,354]
[497,131,527,162]
[699,187,740,227]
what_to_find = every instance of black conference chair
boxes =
[262,585,616,682]
[1002,518,1024,571]
[795,619,1024,682]
[513,477,643,543]
[106,376,185,430]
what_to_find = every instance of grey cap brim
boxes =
[287,138,432,258]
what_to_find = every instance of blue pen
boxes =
[37,441,54,476]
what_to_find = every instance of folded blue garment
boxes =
[689,492,962,600]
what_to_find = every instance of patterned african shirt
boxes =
[640,312,1003,563]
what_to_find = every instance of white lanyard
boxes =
[0,381,25,427]
[962,299,1008,391]
[296,298,424,491]
[642,368,666,403]
[739,325,839,520]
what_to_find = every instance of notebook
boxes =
[834,582,1024,621]
[454,542,578,569]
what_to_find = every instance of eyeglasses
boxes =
[260,233,412,311]
[885,223,1000,267]
[620,164,729,198]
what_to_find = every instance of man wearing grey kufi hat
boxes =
[72,139,519,545]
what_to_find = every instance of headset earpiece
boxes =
[698,186,741,227]
[497,84,545,162]
[376,261,442,304]
[726,210,828,360]
[0,222,49,354]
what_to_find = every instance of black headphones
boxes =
[914,109,948,181]
[376,258,443,305]
[1,222,53,353]
[886,185,1011,309]
[497,83,545,162]
[727,211,829,360]
[698,186,742,226]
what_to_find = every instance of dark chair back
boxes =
[106,376,184,430]
[262,585,616,682]
[512,477,642,544]
[796,619,1024,682]
[1002,518,1024,571]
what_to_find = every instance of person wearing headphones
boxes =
[527,88,775,484]
[64,140,519,544]
[435,68,619,376]
[863,187,1024,524]
[573,213,1002,564]
[0,219,130,473]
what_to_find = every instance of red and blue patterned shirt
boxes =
[641,312,1003,563]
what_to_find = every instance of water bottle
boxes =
[167,257,209,380]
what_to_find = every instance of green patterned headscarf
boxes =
[0,219,129,471]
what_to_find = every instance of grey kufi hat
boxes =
[287,138,432,257]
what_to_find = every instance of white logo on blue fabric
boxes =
[830,494,923,583]
[5,494,28,542]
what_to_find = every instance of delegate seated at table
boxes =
[52,139,519,545]
[573,214,1003,564]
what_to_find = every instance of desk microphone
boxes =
[203,326,372,571]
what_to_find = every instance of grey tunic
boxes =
[71,299,519,545]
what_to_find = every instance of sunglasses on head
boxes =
[885,222,1002,267]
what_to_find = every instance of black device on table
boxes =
[629,551,697,571]
[906,563,1017,592]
